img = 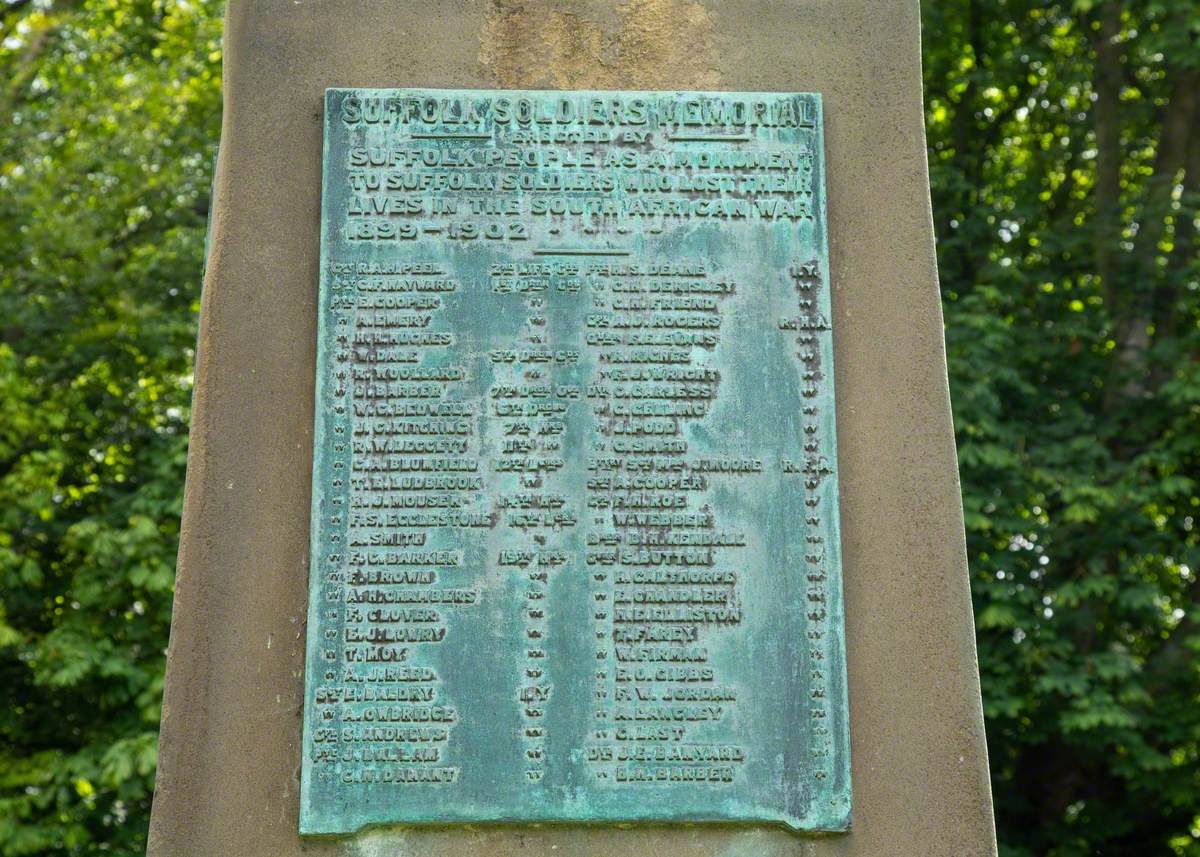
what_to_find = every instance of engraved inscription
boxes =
[302,89,850,835]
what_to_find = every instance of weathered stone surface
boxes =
[148,2,998,856]
[301,88,848,835]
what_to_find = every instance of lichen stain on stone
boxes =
[479,0,721,90]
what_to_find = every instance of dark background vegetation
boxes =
[0,1,1197,854]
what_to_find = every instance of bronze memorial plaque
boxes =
[301,88,850,835]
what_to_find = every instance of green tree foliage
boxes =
[0,1,221,854]
[1,0,1198,855]
[924,1,1200,854]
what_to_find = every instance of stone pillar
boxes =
[148,2,997,855]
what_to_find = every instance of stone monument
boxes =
[149,3,998,856]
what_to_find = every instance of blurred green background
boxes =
[0,1,1197,854]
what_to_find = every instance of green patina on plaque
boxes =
[301,88,850,836]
